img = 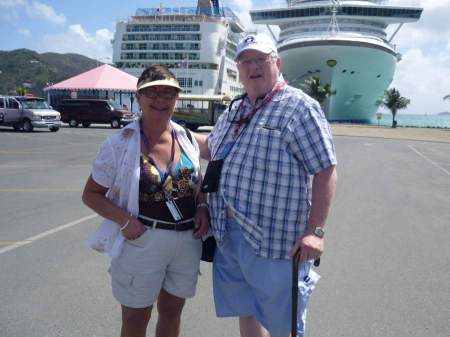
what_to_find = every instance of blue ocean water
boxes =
[370,114,450,129]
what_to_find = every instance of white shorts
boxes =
[109,227,202,308]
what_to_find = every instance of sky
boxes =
[0,0,449,115]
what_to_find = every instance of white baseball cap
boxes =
[235,34,278,60]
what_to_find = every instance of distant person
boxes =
[122,104,128,110]
[194,34,337,337]
[82,64,209,337]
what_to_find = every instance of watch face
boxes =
[313,227,324,238]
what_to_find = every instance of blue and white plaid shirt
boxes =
[208,83,337,259]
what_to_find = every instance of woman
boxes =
[82,64,209,337]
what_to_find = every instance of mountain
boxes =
[0,49,100,98]
[437,112,450,116]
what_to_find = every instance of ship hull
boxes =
[280,39,397,122]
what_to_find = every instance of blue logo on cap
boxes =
[244,36,255,44]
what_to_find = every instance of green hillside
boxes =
[0,49,100,98]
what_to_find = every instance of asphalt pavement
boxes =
[0,125,449,337]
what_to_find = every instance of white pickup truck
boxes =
[0,95,61,132]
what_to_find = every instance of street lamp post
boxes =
[45,82,54,105]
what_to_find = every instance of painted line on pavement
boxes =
[0,240,32,246]
[408,145,450,176]
[0,188,82,192]
[0,214,98,255]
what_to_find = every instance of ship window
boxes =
[377,74,381,78]
[342,70,347,73]
[350,71,355,74]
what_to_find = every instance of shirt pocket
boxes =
[253,124,285,173]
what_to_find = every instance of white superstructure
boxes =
[112,1,245,97]
[250,0,423,122]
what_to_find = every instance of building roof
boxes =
[44,64,138,92]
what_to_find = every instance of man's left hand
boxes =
[290,234,324,262]
[193,207,209,238]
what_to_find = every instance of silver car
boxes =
[0,96,61,132]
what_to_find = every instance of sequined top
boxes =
[139,152,198,222]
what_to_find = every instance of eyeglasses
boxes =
[237,53,276,67]
[139,88,178,99]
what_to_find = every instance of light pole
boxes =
[45,82,54,105]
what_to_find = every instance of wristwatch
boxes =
[306,226,325,238]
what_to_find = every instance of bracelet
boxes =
[197,202,209,210]
[120,218,131,232]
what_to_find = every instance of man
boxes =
[195,34,337,337]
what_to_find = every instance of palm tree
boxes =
[378,88,410,128]
[301,76,336,105]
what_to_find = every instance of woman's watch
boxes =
[306,226,325,238]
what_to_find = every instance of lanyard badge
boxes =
[166,199,183,221]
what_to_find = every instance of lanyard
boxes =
[233,81,285,136]
[211,81,285,160]
[139,119,176,185]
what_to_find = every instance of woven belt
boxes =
[138,215,195,232]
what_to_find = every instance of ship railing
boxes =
[130,14,226,24]
[135,7,240,20]
[132,7,242,26]
[280,32,397,50]
[136,7,221,17]
[287,0,388,6]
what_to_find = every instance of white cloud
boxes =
[42,24,113,60]
[26,1,66,25]
[229,0,285,39]
[0,0,25,22]
[391,0,449,10]
[0,0,26,8]
[393,48,450,114]
[229,0,254,31]
[385,0,450,114]
[0,0,66,25]
[18,28,30,36]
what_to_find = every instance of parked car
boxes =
[57,99,137,128]
[0,95,61,132]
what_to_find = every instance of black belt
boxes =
[138,216,195,232]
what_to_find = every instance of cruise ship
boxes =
[250,0,423,122]
[112,0,245,97]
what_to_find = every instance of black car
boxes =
[57,99,137,128]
